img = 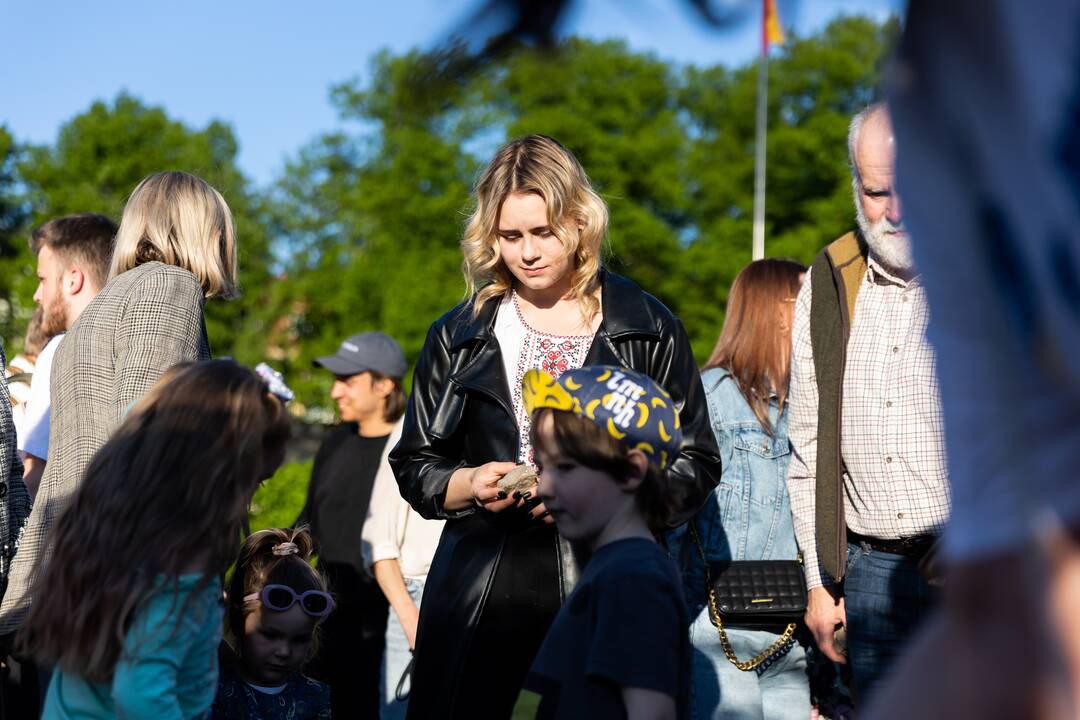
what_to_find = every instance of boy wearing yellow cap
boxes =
[514,365,690,720]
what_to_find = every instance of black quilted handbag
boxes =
[708,560,807,627]
[689,523,807,671]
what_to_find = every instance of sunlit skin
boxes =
[240,604,316,687]
[33,245,69,337]
[496,192,574,306]
[854,112,903,230]
[495,192,599,336]
[330,371,395,437]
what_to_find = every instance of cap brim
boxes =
[522,369,576,416]
[313,354,365,376]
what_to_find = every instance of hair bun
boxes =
[271,542,299,557]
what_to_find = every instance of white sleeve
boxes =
[786,271,829,589]
[361,439,406,570]
[19,335,62,460]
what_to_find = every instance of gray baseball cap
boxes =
[313,332,407,378]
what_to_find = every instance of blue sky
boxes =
[3,0,901,186]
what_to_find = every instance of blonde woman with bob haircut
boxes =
[391,134,721,718]
[0,170,238,638]
[109,170,239,299]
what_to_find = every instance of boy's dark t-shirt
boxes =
[517,537,690,719]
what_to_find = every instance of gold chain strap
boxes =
[688,522,798,672]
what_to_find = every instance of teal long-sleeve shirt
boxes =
[43,574,223,719]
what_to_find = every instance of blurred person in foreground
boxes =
[297,331,408,718]
[19,213,117,499]
[787,102,949,706]
[0,171,238,644]
[868,2,1080,718]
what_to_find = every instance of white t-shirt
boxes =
[18,333,63,460]
[361,421,444,579]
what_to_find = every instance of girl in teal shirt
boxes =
[20,360,291,719]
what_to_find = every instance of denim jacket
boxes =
[672,368,798,609]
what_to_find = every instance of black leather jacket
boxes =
[389,270,721,716]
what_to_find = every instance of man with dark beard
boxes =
[21,214,117,497]
[785,103,949,708]
[0,214,115,717]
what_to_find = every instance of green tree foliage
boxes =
[14,94,277,366]
[4,16,898,412]
[267,48,483,408]
[249,460,313,532]
[273,15,898,395]
[678,15,900,357]
[0,127,31,345]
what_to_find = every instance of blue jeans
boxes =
[379,577,425,720]
[688,606,809,720]
[843,543,936,706]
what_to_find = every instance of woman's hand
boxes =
[515,487,555,525]
[400,603,420,650]
[445,462,519,512]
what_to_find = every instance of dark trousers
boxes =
[843,542,938,706]
[450,526,562,719]
[307,562,388,719]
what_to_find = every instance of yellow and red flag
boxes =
[764,0,785,50]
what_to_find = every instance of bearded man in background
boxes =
[785,102,950,707]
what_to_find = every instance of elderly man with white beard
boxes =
[785,102,949,707]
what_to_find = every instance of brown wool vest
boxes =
[809,231,867,582]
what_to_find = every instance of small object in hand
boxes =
[497,465,537,495]
[833,626,847,657]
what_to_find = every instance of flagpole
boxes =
[751,0,769,261]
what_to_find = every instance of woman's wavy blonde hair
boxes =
[462,135,608,320]
[110,171,239,299]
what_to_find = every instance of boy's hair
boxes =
[225,526,329,646]
[20,360,291,683]
[29,212,118,291]
[530,407,674,532]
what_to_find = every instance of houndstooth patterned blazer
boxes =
[0,262,211,632]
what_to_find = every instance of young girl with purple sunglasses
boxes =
[213,526,334,719]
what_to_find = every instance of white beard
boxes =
[855,199,914,274]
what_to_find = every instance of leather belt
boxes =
[847,529,937,560]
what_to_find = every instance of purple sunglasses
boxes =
[244,584,334,618]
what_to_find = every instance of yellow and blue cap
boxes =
[522,365,683,469]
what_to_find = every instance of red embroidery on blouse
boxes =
[510,293,593,465]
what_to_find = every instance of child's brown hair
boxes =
[530,407,675,532]
[20,360,291,682]
[226,526,329,649]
